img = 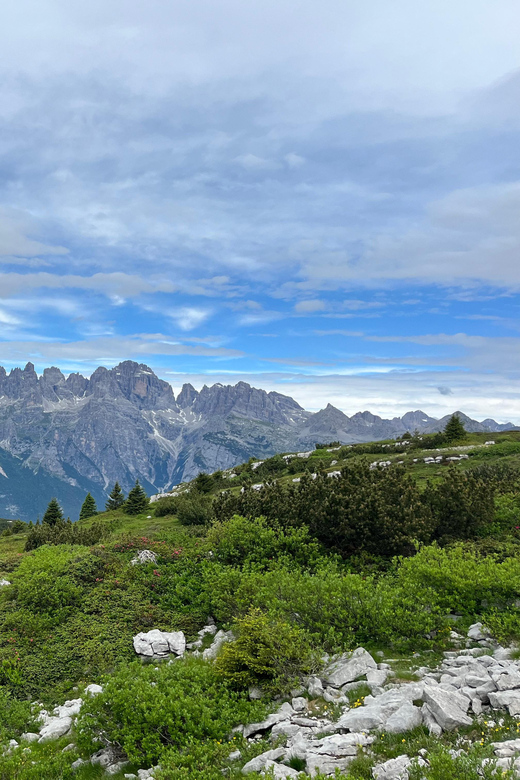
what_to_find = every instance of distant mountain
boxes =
[0,360,516,521]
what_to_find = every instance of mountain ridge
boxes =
[0,360,516,520]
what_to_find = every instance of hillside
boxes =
[0,360,517,522]
[0,428,520,777]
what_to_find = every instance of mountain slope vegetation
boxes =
[0,428,519,777]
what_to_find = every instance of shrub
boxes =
[0,685,36,741]
[204,560,446,651]
[11,545,101,614]
[215,463,434,558]
[153,496,178,517]
[424,468,495,541]
[205,515,323,569]
[76,656,266,765]
[176,492,214,526]
[24,519,105,551]
[215,608,315,694]
[395,543,520,615]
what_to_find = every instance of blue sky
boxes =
[0,0,520,421]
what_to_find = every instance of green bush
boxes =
[0,686,35,741]
[76,656,266,765]
[176,491,214,526]
[153,496,178,517]
[204,560,446,651]
[424,467,495,541]
[395,543,520,616]
[24,519,105,551]
[215,608,315,694]
[205,515,323,569]
[408,745,515,779]
[214,464,434,558]
[11,546,101,614]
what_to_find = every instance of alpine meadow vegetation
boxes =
[0,430,519,778]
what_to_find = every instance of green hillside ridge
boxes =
[0,426,519,777]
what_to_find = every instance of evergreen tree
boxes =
[42,497,64,527]
[79,493,97,521]
[193,471,214,494]
[444,413,466,442]
[106,481,125,511]
[124,480,149,515]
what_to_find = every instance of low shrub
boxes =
[205,515,324,569]
[11,545,101,614]
[215,608,315,694]
[76,656,266,765]
[176,492,214,526]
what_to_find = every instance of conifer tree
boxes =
[444,413,466,443]
[124,480,149,515]
[194,471,214,494]
[79,493,97,521]
[42,497,64,527]
[105,481,125,511]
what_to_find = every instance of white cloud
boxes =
[0,209,68,259]
[169,307,212,331]
[297,181,520,289]
[234,154,277,170]
[285,153,305,168]
[294,299,326,313]
[0,272,175,299]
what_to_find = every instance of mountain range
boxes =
[0,360,516,521]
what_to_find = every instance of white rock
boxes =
[38,716,72,741]
[384,702,423,733]
[0,579,10,586]
[488,690,520,715]
[467,623,489,641]
[372,754,412,780]
[21,733,40,743]
[421,704,442,736]
[325,647,377,687]
[242,748,286,773]
[133,629,185,657]
[202,629,234,660]
[130,550,158,566]
[291,696,308,712]
[422,685,472,730]
[261,761,300,778]
[306,676,325,698]
[85,683,103,696]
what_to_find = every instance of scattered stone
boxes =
[325,647,377,687]
[130,550,158,565]
[372,754,413,780]
[202,629,234,660]
[422,686,472,730]
[133,629,186,658]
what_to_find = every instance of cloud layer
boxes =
[0,1,519,420]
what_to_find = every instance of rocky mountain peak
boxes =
[89,361,176,410]
[176,383,199,408]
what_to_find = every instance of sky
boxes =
[0,0,519,422]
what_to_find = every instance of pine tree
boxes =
[105,481,125,511]
[42,497,64,527]
[444,413,466,442]
[79,493,97,521]
[194,471,214,494]
[124,480,149,515]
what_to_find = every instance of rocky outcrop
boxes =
[133,629,186,659]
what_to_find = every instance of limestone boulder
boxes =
[325,648,377,687]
